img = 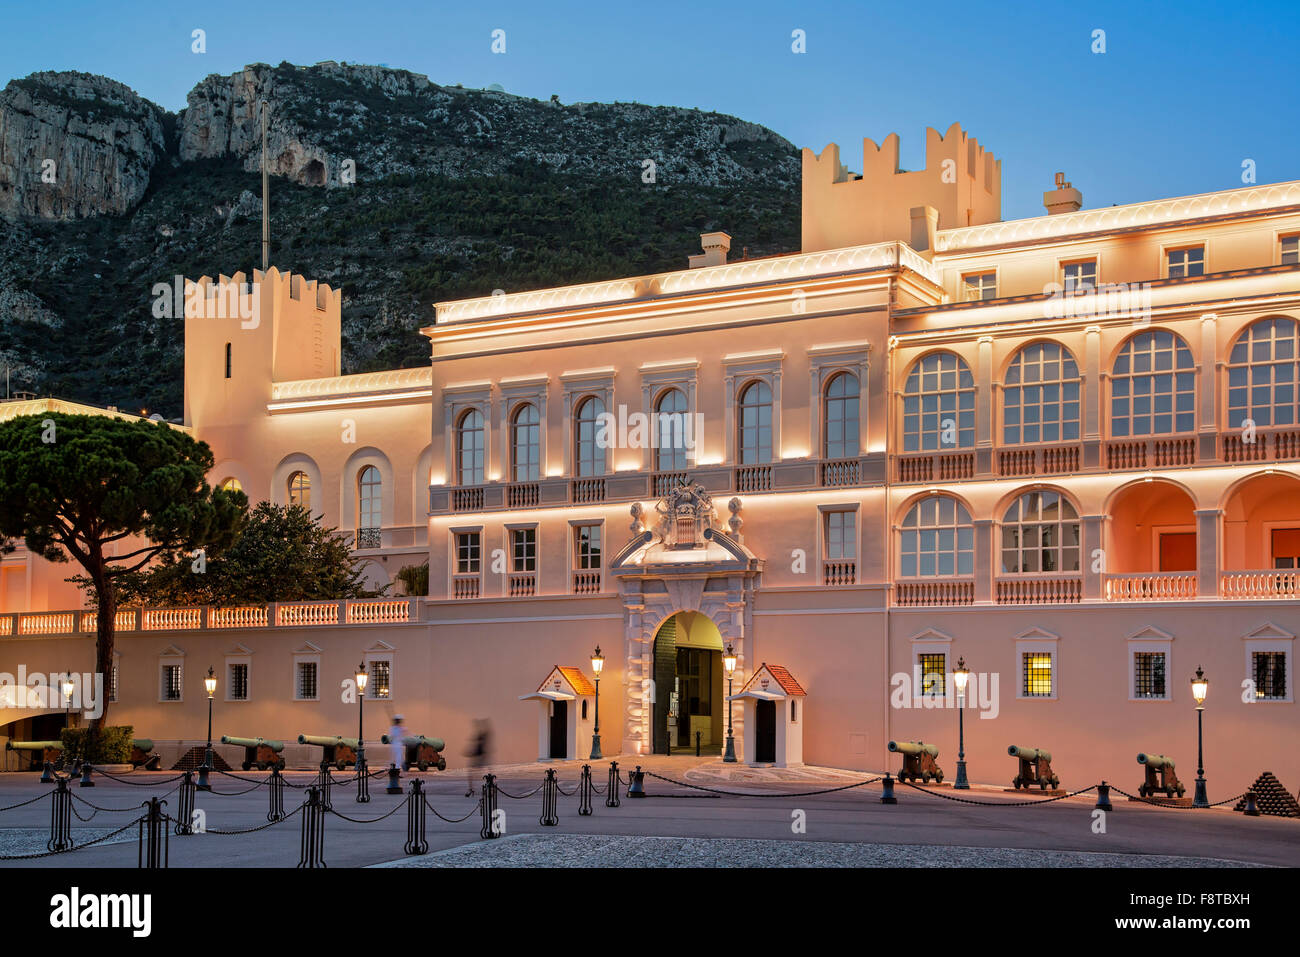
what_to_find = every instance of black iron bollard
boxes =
[40,761,55,784]
[386,763,402,795]
[355,756,370,804]
[627,765,646,798]
[606,761,621,808]
[137,797,168,868]
[539,768,559,826]
[405,778,429,854]
[578,764,594,816]
[1095,780,1113,812]
[1242,790,1261,817]
[479,773,500,840]
[881,772,898,804]
[47,777,72,852]
[267,766,285,822]
[173,771,196,836]
[78,763,94,788]
[317,763,333,810]
[297,787,326,868]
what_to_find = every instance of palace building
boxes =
[2,122,1299,790]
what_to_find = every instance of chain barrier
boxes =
[1107,784,1249,809]
[204,802,304,835]
[93,768,185,787]
[497,782,544,800]
[0,791,49,814]
[0,814,141,861]
[326,797,408,825]
[424,794,481,824]
[897,780,1098,806]
[642,770,884,798]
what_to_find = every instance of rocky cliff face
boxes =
[0,71,167,220]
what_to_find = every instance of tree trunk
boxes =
[92,566,115,736]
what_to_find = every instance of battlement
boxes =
[801,122,1002,254]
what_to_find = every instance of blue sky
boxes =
[3,0,1298,219]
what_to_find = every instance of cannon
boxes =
[1137,752,1185,799]
[5,740,63,771]
[221,735,286,771]
[887,740,943,784]
[1008,745,1059,790]
[130,739,161,770]
[380,733,447,772]
[297,734,359,770]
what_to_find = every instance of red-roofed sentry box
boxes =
[727,663,807,767]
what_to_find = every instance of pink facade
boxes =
[3,124,1299,794]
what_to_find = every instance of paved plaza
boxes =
[0,757,1294,868]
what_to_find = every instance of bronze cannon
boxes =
[380,733,447,772]
[221,735,286,771]
[130,738,161,770]
[298,734,359,770]
[5,740,63,771]
[888,740,943,784]
[1008,745,1059,790]
[1136,752,1185,799]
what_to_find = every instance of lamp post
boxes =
[953,657,971,789]
[61,676,76,773]
[722,643,738,763]
[198,667,216,791]
[355,662,370,802]
[589,646,604,760]
[1191,665,1209,808]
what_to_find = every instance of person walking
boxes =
[465,719,492,797]
[388,714,406,773]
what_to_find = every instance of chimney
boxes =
[688,231,731,268]
[909,205,939,254]
[1043,172,1082,215]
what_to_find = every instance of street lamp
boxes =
[722,643,738,763]
[198,666,216,791]
[355,662,370,803]
[61,676,77,774]
[589,646,604,760]
[1191,665,1209,808]
[952,657,971,790]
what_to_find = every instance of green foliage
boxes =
[111,502,382,605]
[396,561,429,597]
[61,725,134,764]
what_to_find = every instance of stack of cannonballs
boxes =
[1234,771,1300,817]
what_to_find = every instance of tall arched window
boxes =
[737,380,773,464]
[287,470,311,508]
[457,409,485,485]
[1003,342,1080,444]
[1227,317,1300,428]
[219,477,242,492]
[823,372,860,458]
[899,495,974,577]
[1000,490,1080,573]
[1110,330,1195,436]
[654,388,689,472]
[357,466,382,534]
[511,403,541,482]
[574,396,606,477]
[902,353,975,452]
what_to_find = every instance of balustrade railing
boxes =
[507,483,539,508]
[735,465,772,492]
[572,571,602,595]
[893,579,974,606]
[451,487,485,512]
[995,577,1083,604]
[571,478,606,503]
[822,560,857,586]
[1220,570,1300,599]
[452,575,481,599]
[508,573,537,597]
[1103,573,1197,601]
[820,458,860,487]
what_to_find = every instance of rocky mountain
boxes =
[0,62,800,415]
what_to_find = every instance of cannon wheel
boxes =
[1139,784,1149,798]
[241,761,252,771]
[1040,780,1049,790]
[335,761,347,771]
[920,772,931,784]
[934,772,943,784]
[417,762,428,772]
[1012,775,1021,789]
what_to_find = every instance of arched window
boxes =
[358,466,382,532]
[900,495,974,577]
[1003,342,1080,444]
[287,470,311,508]
[219,477,242,492]
[574,396,606,477]
[902,353,975,452]
[1000,490,1080,573]
[511,403,540,482]
[1110,330,1195,437]
[737,380,772,464]
[456,409,485,485]
[1227,317,1300,428]
[654,388,689,472]
[823,372,860,458]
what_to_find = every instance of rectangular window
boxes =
[575,524,602,570]
[296,661,318,700]
[919,653,946,698]
[109,661,119,702]
[369,659,391,699]
[1281,235,1299,266]
[1133,652,1167,699]
[228,663,249,701]
[1062,259,1097,292]
[824,510,856,560]
[962,271,997,301]
[1252,651,1287,700]
[161,663,183,701]
[456,532,481,574]
[1166,246,1205,279]
[1022,652,1053,697]
[511,528,537,572]
[1272,528,1300,569]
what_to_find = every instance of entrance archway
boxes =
[652,611,724,755]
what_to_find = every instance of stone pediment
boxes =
[611,479,757,574]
